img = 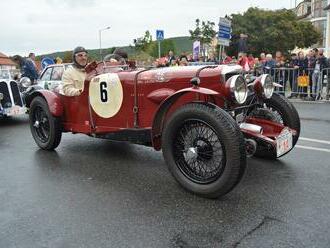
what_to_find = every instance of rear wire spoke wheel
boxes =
[32,106,50,143]
[250,93,300,158]
[29,96,62,150]
[162,103,246,199]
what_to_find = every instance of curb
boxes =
[289,99,330,104]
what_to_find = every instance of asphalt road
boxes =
[1,101,330,248]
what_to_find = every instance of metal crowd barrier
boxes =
[321,68,330,100]
[250,67,330,100]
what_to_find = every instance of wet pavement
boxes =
[0,101,330,248]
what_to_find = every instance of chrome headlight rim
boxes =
[19,77,32,88]
[229,75,248,104]
[260,74,274,99]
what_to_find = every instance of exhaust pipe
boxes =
[239,123,263,134]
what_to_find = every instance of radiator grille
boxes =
[10,81,23,106]
[0,81,12,107]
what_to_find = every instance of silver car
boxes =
[0,69,27,117]
[36,63,72,92]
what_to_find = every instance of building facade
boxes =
[0,52,16,70]
[325,2,330,57]
[295,0,330,56]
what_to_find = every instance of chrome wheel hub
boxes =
[184,147,198,160]
[34,120,40,128]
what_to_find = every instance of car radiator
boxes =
[10,81,23,106]
[0,81,12,107]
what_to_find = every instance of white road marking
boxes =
[300,137,330,145]
[296,145,330,153]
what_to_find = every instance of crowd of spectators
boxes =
[233,49,329,100]
[154,50,219,67]
[153,49,330,100]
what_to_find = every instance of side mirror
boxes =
[19,77,32,87]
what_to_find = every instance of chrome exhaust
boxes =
[239,123,263,134]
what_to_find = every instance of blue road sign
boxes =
[41,57,55,70]
[218,32,231,39]
[218,17,232,46]
[156,30,164,41]
[219,25,231,33]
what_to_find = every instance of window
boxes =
[313,0,327,18]
[51,66,64,81]
[0,70,10,80]
[40,68,52,81]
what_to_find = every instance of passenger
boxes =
[104,48,128,63]
[62,46,88,96]
[114,48,128,62]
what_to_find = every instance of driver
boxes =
[62,46,88,96]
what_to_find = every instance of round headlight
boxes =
[19,77,32,87]
[229,75,248,104]
[260,74,274,99]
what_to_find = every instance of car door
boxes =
[49,66,64,91]
[88,71,129,132]
[38,67,53,89]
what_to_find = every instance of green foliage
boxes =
[168,36,193,54]
[227,7,321,56]
[134,30,153,51]
[38,36,193,62]
[189,19,217,45]
[147,39,177,57]
[62,51,72,63]
[189,19,217,58]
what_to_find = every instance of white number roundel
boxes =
[89,73,123,118]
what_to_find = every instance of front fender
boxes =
[26,90,63,117]
[151,86,221,150]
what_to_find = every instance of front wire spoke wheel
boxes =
[174,119,225,184]
[162,103,246,198]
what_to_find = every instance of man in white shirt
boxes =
[62,46,88,96]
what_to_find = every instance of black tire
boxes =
[252,93,300,159]
[162,103,246,199]
[29,96,62,150]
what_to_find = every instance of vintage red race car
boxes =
[25,57,300,198]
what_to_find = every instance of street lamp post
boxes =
[99,26,110,61]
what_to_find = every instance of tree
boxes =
[134,30,153,51]
[189,19,217,58]
[227,7,321,56]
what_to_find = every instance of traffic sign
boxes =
[41,57,55,69]
[156,30,164,41]
[218,17,231,47]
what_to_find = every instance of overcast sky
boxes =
[1,0,293,56]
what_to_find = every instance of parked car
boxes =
[24,58,300,198]
[37,63,71,90]
[0,69,27,117]
[22,63,72,107]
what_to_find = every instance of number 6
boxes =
[100,81,108,102]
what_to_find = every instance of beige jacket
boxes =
[62,66,86,96]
